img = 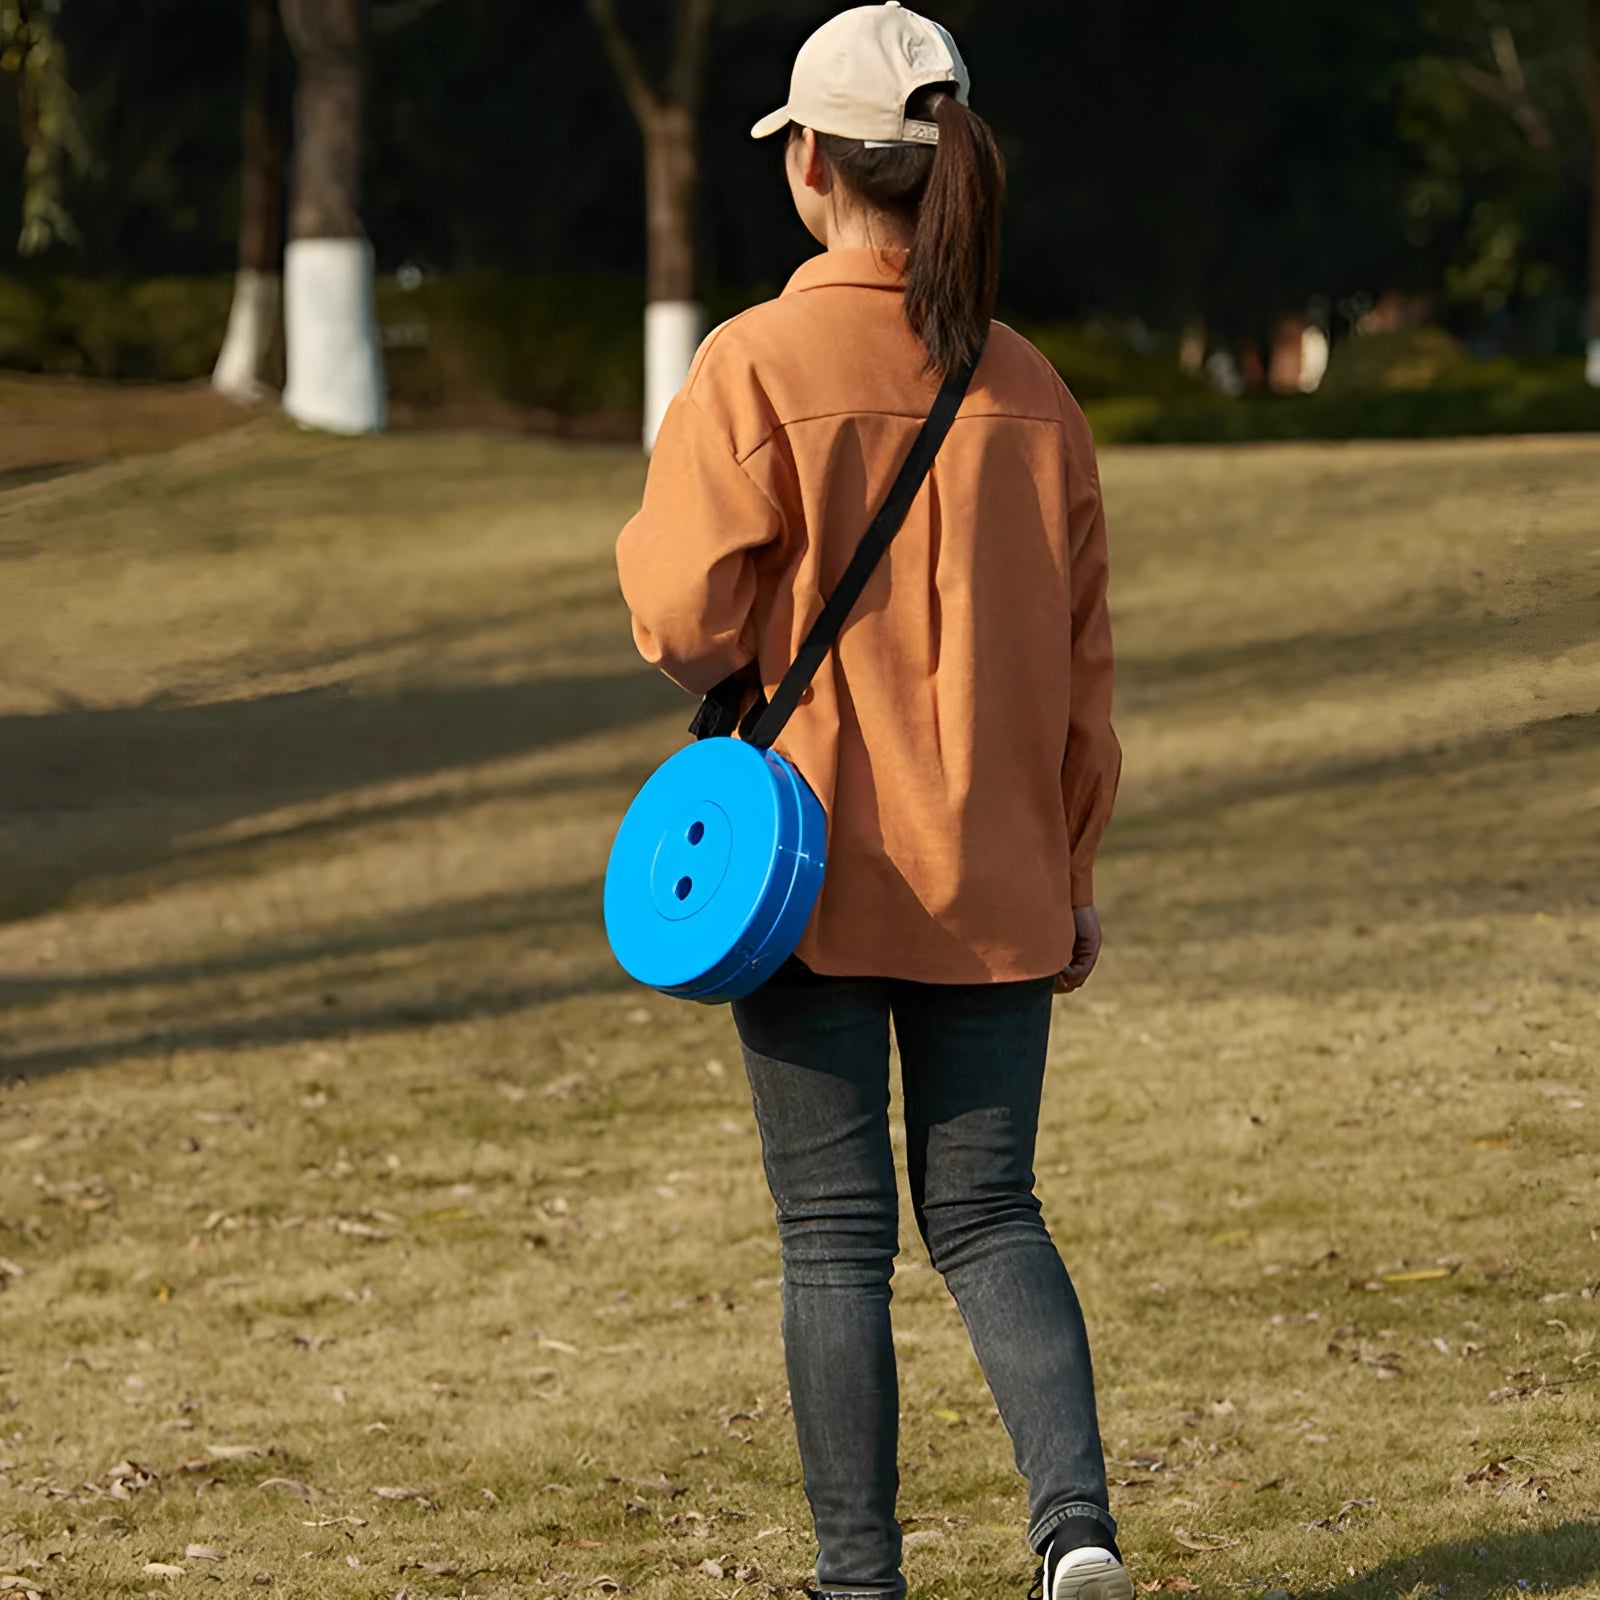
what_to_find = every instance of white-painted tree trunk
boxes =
[282,237,387,435]
[1587,338,1600,388]
[213,268,282,402]
[644,299,702,453]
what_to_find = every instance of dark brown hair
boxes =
[791,84,1006,375]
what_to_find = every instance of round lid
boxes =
[605,739,795,992]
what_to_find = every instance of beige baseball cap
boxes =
[750,2,970,146]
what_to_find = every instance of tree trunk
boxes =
[214,0,290,402]
[1587,0,1600,385]
[643,100,701,450]
[588,0,708,450]
[646,102,697,303]
[279,0,387,432]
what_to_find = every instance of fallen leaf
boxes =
[1171,1527,1240,1552]
[256,1477,315,1501]
[142,1564,185,1578]
[205,1443,265,1462]
[1306,1496,1378,1531]
[931,1409,963,1424]
[699,1558,725,1579]
[399,1561,461,1577]
[608,1473,686,1497]
[302,1516,367,1528]
[104,1459,160,1494]
[1382,1268,1452,1285]
[371,1485,434,1504]
[185,1545,224,1561]
[332,1218,391,1240]
[0,1580,45,1596]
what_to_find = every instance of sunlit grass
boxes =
[1,423,1597,1600]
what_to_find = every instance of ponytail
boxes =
[799,84,1006,374]
[904,92,1005,374]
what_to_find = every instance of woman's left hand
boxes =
[1055,904,1102,994]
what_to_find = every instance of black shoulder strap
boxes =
[736,347,981,752]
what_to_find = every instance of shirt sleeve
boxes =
[1062,430,1122,906]
[616,387,783,698]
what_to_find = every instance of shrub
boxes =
[0,276,51,368]
[1014,318,1208,401]
[2,271,1596,443]
[1083,363,1600,444]
[1319,327,1482,395]
[376,273,647,416]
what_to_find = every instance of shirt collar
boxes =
[783,247,910,296]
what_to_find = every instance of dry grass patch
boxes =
[0,425,1597,1600]
[0,374,250,489]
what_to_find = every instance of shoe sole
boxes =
[1052,1557,1134,1600]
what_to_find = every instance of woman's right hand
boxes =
[1055,904,1102,994]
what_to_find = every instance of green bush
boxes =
[0,276,51,368]
[124,277,238,380]
[0,273,234,379]
[1082,363,1600,444]
[1015,318,1208,401]
[1318,326,1484,395]
[376,273,647,416]
[1,270,1596,443]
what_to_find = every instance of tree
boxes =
[1,0,87,255]
[279,0,386,433]
[588,0,711,450]
[214,0,290,402]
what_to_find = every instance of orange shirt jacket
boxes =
[617,248,1120,985]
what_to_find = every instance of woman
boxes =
[615,6,1124,1599]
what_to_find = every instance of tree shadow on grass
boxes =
[0,878,639,1082]
[1304,1518,1600,1599]
[1112,707,1600,918]
[0,964,631,1083]
[0,665,684,926]
[0,663,687,1079]
[1116,583,1599,719]
[1118,708,1600,837]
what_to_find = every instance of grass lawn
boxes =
[0,417,1597,1600]
[0,374,249,490]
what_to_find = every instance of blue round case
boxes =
[603,738,827,1004]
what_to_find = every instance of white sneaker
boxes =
[1039,1543,1134,1600]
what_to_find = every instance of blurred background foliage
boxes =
[0,0,1596,435]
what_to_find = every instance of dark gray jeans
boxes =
[732,961,1115,1600]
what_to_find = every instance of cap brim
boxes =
[750,106,792,139]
